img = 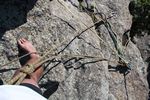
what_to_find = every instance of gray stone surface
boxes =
[0,0,149,100]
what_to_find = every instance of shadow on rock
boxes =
[0,68,18,73]
[0,78,3,85]
[147,59,150,99]
[108,64,130,75]
[39,80,59,99]
[0,0,38,39]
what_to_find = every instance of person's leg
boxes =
[17,38,43,88]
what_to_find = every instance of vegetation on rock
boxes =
[129,0,150,42]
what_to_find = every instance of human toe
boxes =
[18,39,22,45]
[19,38,24,44]
[22,38,27,42]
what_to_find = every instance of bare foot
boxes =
[18,38,39,58]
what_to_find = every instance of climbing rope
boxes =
[4,19,115,85]
[1,0,130,84]
[57,0,131,68]
[100,13,131,69]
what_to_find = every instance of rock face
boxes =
[0,0,149,100]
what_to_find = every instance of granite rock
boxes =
[0,0,149,100]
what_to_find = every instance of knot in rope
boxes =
[20,64,35,75]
